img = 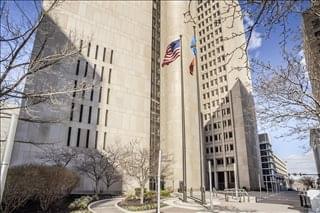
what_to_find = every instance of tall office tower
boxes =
[11,1,202,193]
[196,0,262,190]
[303,2,320,177]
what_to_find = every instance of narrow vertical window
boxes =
[76,60,80,75]
[95,45,99,59]
[103,132,107,150]
[67,127,72,146]
[73,80,78,97]
[79,104,83,122]
[90,87,94,101]
[97,108,100,124]
[86,129,90,148]
[70,103,74,121]
[76,128,81,147]
[103,47,106,62]
[101,66,104,81]
[93,64,96,79]
[88,106,92,124]
[79,40,83,53]
[105,110,108,126]
[81,87,85,99]
[106,88,110,104]
[87,42,91,57]
[110,49,113,64]
[95,131,98,149]
[108,68,112,84]
[98,87,102,102]
[84,62,88,77]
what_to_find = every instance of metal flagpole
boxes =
[179,34,187,202]
[193,25,206,205]
[157,150,161,213]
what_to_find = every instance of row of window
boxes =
[70,104,109,127]
[202,75,227,89]
[197,1,219,13]
[199,36,223,54]
[201,64,227,80]
[66,127,107,149]
[203,85,228,99]
[204,119,232,131]
[72,80,110,104]
[205,131,233,142]
[206,144,234,154]
[79,40,113,64]
[75,61,112,83]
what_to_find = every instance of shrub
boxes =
[134,188,146,197]
[160,190,171,198]
[1,164,79,213]
[1,165,38,213]
[68,196,93,210]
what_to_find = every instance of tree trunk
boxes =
[95,180,99,198]
[140,185,144,204]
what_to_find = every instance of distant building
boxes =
[258,133,288,191]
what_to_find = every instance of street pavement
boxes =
[90,190,309,213]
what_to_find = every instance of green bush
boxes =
[160,190,171,198]
[68,196,93,210]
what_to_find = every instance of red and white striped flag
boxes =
[162,39,181,67]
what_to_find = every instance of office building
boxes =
[11,1,202,193]
[11,0,262,193]
[197,0,262,190]
[303,1,320,177]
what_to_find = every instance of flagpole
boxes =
[179,34,187,202]
[193,25,206,205]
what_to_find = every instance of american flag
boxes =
[162,39,181,67]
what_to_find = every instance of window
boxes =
[97,108,100,124]
[95,131,98,149]
[76,128,81,147]
[95,45,99,59]
[98,87,102,102]
[67,127,72,146]
[79,40,83,53]
[108,68,112,83]
[106,88,110,104]
[70,103,74,121]
[73,80,77,97]
[76,60,80,75]
[230,144,234,151]
[315,30,320,37]
[90,87,94,101]
[87,42,91,57]
[103,47,106,62]
[217,158,223,165]
[103,132,107,150]
[110,50,113,64]
[105,110,108,126]
[88,106,92,124]
[101,66,104,81]
[229,132,233,138]
[86,129,90,148]
[84,62,88,77]
[93,64,96,79]
[79,104,83,122]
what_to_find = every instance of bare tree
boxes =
[119,141,172,204]
[0,0,94,121]
[76,148,121,197]
[38,144,78,167]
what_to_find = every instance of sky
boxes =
[5,1,317,175]
[245,2,317,175]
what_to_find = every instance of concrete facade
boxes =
[11,0,202,193]
[310,129,320,175]
[196,0,262,190]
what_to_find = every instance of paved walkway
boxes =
[90,191,309,213]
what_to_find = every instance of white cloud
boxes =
[285,150,317,175]
[248,30,262,51]
[243,14,262,51]
[298,49,306,66]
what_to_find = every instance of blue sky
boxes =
[6,1,316,175]
[246,1,316,174]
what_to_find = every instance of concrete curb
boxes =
[88,198,119,213]
[115,199,173,213]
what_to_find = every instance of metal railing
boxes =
[223,188,251,202]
